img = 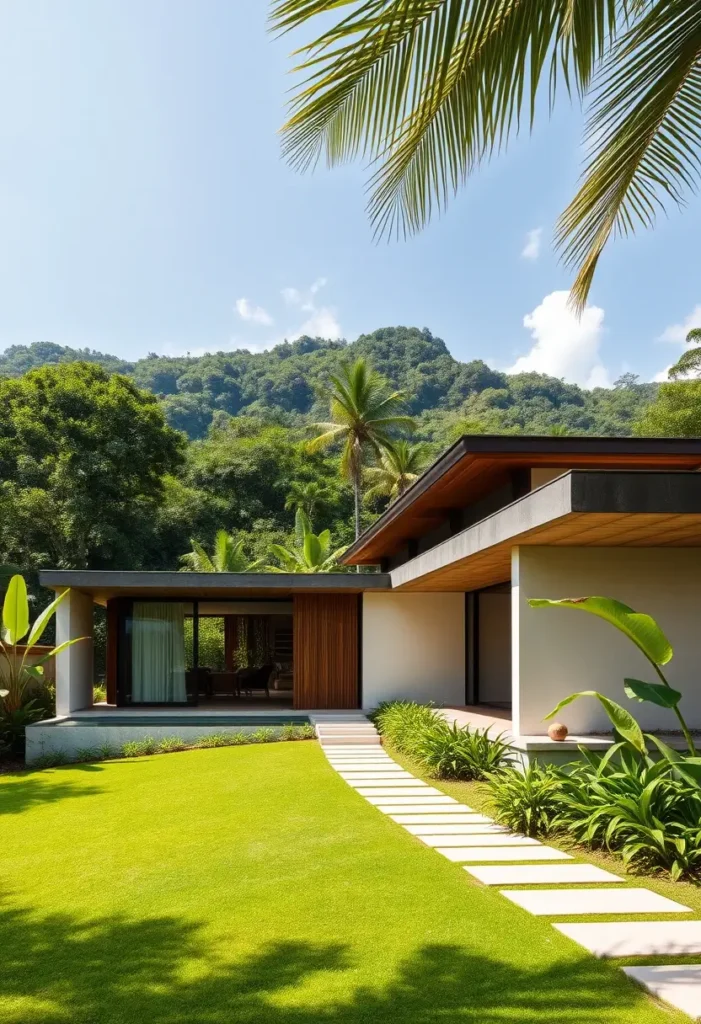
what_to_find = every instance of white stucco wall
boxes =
[512,546,701,736]
[362,593,465,708]
[55,589,94,716]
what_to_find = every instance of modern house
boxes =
[30,435,701,761]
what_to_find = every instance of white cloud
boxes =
[235,297,273,326]
[281,278,343,340]
[651,303,701,380]
[508,289,611,388]
[521,227,543,261]
[658,304,701,344]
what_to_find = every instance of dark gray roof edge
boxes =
[343,435,701,563]
[38,570,393,592]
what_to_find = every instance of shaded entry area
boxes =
[467,584,512,708]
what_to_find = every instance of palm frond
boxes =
[273,0,621,244]
[558,1,701,310]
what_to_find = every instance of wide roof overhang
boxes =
[38,571,392,606]
[343,435,701,565]
[390,470,701,591]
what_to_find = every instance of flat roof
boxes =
[343,435,701,564]
[391,470,701,591]
[38,571,392,605]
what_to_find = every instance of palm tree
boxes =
[264,509,348,573]
[284,480,332,526]
[364,441,431,503]
[272,1,701,311]
[670,327,701,379]
[180,531,262,573]
[308,358,414,540]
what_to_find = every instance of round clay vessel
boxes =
[548,722,568,742]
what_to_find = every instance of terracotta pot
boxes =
[548,722,569,742]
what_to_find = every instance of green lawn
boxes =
[0,741,689,1023]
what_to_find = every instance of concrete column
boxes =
[510,547,522,737]
[55,589,94,716]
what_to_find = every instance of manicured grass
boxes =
[0,742,688,1023]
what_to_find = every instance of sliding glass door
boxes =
[131,602,187,703]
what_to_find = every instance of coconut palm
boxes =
[670,327,701,379]
[272,0,701,310]
[308,358,414,539]
[264,509,348,573]
[284,480,332,526]
[180,531,262,573]
[364,441,431,502]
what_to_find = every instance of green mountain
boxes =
[0,327,656,440]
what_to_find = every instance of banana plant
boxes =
[0,575,85,713]
[264,509,348,574]
[529,596,697,757]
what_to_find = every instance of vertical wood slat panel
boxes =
[293,595,359,709]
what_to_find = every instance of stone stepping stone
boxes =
[436,836,542,857]
[328,761,395,767]
[359,787,443,798]
[338,773,411,780]
[467,864,624,886]
[422,833,535,848]
[623,965,701,1019]
[391,812,485,824]
[348,779,425,789]
[446,847,572,862]
[367,797,457,808]
[555,921,701,958]
[404,823,505,836]
[502,888,690,916]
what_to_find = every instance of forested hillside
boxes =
[0,326,656,440]
[0,326,666,576]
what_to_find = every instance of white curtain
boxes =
[132,603,187,703]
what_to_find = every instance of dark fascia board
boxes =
[343,434,701,564]
[38,570,392,594]
[569,469,701,514]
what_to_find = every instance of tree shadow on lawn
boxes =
[0,900,659,1024]
[0,773,103,816]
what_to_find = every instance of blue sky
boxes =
[0,1,699,386]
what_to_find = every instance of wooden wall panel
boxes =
[293,595,359,709]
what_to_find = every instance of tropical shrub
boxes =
[373,700,513,779]
[0,576,84,755]
[556,744,701,880]
[487,763,562,838]
[371,700,437,753]
[414,720,513,780]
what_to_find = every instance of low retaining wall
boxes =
[25,719,307,762]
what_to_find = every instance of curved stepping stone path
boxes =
[312,714,700,1020]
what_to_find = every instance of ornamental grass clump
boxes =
[372,700,437,753]
[486,763,562,838]
[414,720,513,781]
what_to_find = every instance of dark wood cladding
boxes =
[293,595,359,709]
